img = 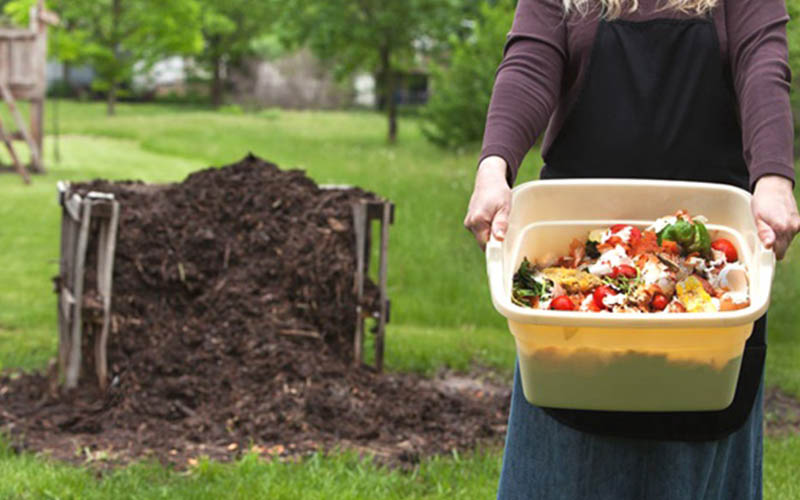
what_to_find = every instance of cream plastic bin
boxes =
[486,179,775,411]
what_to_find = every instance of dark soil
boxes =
[764,386,800,438]
[0,155,510,468]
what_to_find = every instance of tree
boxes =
[7,0,203,115]
[197,1,276,108]
[277,0,460,143]
[422,1,515,148]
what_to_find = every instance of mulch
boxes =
[0,155,510,469]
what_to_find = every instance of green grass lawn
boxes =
[1,101,798,498]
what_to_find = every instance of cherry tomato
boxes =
[551,296,575,311]
[593,285,617,310]
[651,293,669,311]
[711,238,738,262]
[610,264,637,279]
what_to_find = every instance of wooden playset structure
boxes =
[0,0,57,183]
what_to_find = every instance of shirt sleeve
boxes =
[479,0,567,186]
[726,0,795,189]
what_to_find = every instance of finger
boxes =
[773,235,789,260]
[474,226,490,251]
[776,225,798,260]
[469,219,491,249]
[492,204,510,241]
[755,218,776,248]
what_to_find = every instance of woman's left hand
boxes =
[752,175,800,260]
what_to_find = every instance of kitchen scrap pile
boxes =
[513,211,750,313]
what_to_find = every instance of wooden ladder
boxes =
[0,80,42,174]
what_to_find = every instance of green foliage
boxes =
[5,0,203,112]
[277,0,455,76]
[421,1,515,148]
[196,0,277,106]
[250,33,287,61]
[275,0,463,141]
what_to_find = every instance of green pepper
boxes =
[686,220,711,256]
[657,219,711,257]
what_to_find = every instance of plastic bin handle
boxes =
[486,237,505,306]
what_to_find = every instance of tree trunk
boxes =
[211,55,223,108]
[380,45,397,144]
[107,80,117,116]
[107,0,121,116]
[63,63,73,97]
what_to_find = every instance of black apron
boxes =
[539,17,767,441]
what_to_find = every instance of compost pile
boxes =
[0,155,509,467]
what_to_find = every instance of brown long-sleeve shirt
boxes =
[480,0,795,188]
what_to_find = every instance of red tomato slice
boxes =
[610,264,637,279]
[651,293,669,311]
[551,296,575,311]
[593,285,616,310]
[711,238,738,262]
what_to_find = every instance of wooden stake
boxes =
[374,202,392,372]
[352,202,367,366]
[56,185,76,380]
[64,198,92,389]
[94,200,119,391]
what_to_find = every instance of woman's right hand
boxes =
[464,156,512,251]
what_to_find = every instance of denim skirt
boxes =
[497,363,764,500]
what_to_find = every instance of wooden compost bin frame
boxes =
[55,182,394,390]
[349,196,394,372]
[56,182,120,390]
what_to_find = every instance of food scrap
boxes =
[511,211,750,313]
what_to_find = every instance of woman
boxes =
[464,0,800,498]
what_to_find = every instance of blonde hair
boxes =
[563,0,718,19]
